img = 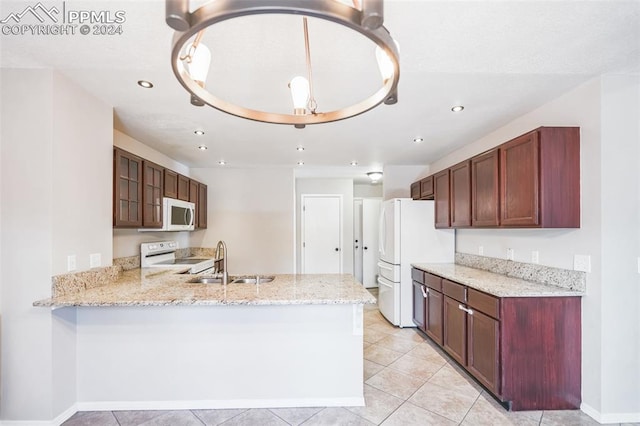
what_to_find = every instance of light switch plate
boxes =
[574,254,591,273]
[506,248,514,261]
[67,255,77,272]
[531,251,539,264]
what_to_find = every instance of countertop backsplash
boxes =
[455,252,586,292]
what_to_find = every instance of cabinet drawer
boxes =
[443,279,466,302]
[467,288,500,319]
[411,268,424,284]
[424,273,442,291]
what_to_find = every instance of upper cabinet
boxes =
[434,169,451,228]
[113,147,208,230]
[113,148,143,227]
[164,169,178,199]
[450,160,471,227]
[142,160,164,228]
[471,149,500,227]
[500,128,580,227]
[411,176,434,200]
[410,127,580,229]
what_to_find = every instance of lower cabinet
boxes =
[412,267,581,411]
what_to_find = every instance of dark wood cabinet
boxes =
[164,169,178,199]
[177,174,190,201]
[411,266,581,411]
[467,308,500,394]
[115,148,209,230]
[113,148,143,227]
[471,149,500,227]
[411,127,579,229]
[420,176,434,199]
[425,287,444,345]
[410,181,420,200]
[443,280,467,365]
[450,160,471,227]
[500,127,580,228]
[142,160,163,228]
[410,176,435,200]
[197,182,208,229]
[434,169,450,228]
[412,280,427,331]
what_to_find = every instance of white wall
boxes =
[354,183,383,198]
[295,179,354,274]
[189,168,295,274]
[382,165,429,200]
[0,69,112,421]
[427,76,640,422]
[112,130,192,258]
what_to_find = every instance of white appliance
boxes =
[140,241,214,274]
[377,199,455,327]
[162,197,195,231]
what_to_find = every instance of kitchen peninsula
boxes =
[35,269,375,411]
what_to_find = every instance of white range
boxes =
[140,241,215,274]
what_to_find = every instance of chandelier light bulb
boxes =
[187,42,211,85]
[289,76,310,114]
[375,45,394,82]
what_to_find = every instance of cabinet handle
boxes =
[421,286,429,298]
[458,304,474,315]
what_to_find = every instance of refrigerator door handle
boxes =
[377,261,393,271]
[377,276,393,288]
[379,205,386,257]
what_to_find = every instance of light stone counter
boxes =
[34,268,376,307]
[412,263,584,297]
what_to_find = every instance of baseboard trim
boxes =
[76,397,365,412]
[581,402,640,424]
[0,404,77,426]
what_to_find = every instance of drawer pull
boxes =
[458,304,474,315]
[421,286,429,298]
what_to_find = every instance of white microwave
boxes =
[163,197,195,231]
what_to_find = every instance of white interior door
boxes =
[302,195,342,273]
[362,198,381,288]
[353,199,363,283]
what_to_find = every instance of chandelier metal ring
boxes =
[168,0,400,127]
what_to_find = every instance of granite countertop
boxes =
[34,268,377,307]
[412,263,584,298]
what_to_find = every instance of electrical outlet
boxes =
[90,253,101,268]
[67,255,77,272]
[574,254,591,273]
[531,251,539,264]
[506,248,514,261]
[478,246,484,255]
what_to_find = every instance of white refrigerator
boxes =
[377,198,455,327]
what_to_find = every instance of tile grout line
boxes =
[189,409,207,425]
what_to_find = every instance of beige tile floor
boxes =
[64,295,636,426]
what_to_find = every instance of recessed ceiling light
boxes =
[137,80,153,89]
[350,161,358,166]
[218,160,226,166]
[413,137,424,143]
[296,146,305,152]
[198,144,208,151]
[451,105,464,112]
[297,161,304,166]
[194,130,205,135]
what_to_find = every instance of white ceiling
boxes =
[2,0,639,181]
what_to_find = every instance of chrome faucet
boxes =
[214,240,228,285]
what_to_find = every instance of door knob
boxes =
[364,246,368,250]
[355,245,359,249]
[335,248,339,251]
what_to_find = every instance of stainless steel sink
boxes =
[231,276,275,284]
[187,276,223,284]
